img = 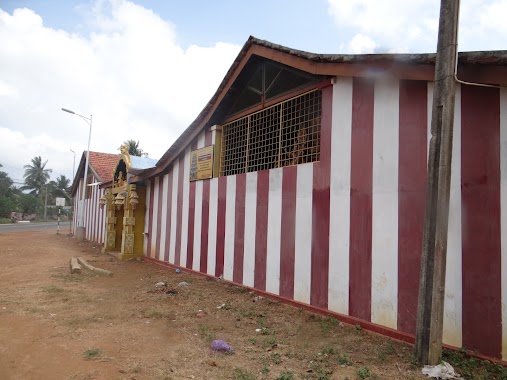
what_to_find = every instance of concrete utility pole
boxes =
[415,0,460,365]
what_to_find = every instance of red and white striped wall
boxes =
[72,174,106,244]
[144,79,507,360]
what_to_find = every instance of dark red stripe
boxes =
[155,177,163,258]
[279,165,297,299]
[175,154,185,266]
[200,132,213,272]
[397,80,427,334]
[233,173,246,283]
[186,140,198,268]
[310,85,332,308]
[349,78,374,321]
[461,85,501,358]
[146,179,155,258]
[215,176,227,277]
[254,170,270,290]
[164,168,174,262]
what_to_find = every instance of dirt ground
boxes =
[0,229,429,380]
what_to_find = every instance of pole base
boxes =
[76,226,86,242]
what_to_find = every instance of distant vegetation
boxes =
[0,158,72,222]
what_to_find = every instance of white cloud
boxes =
[348,34,377,54]
[327,0,507,53]
[0,1,241,182]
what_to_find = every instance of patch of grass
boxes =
[232,368,256,380]
[304,362,333,380]
[263,335,277,348]
[82,348,102,360]
[259,327,271,336]
[442,348,507,380]
[355,323,362,331]
[52,274,83,282]
[320,346,337,356]
[143,307,166,319]
[356,367,372,379]
[41,285,65,294]
[276,372,294,380]
[376,341,396,362]
[260,359,269,374]
[319,316,338,334]
[336,354,352,366]
[270,352,282,364]
[248,337,257,344]
[239,307,257,318]
[231,285,249,293]
[198,325,215,343]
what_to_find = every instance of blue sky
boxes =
[0,0,506,184]
[1,0,342,52]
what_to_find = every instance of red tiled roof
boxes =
[88,152,119,183]
[70,151,119,196]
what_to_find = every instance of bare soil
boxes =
[0,229,427,380]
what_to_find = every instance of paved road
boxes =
[0,221,71,233]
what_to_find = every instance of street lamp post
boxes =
[70,149,76,180]
[62,108,92,242]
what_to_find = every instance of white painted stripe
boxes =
[243,172,257,287]
[193,180,203,270]
[159,174,169,261]
[208,178,219,276]
[371,79,399,329]
[143,180,151,255]
[500,88,507,359]
[180,148,191,266]
[169,163,179,264]
[151,177,160,258]
[266,168,283,295]
[193,132,206,270]
[223,175,236,280]
[443,84,463,348]
[427,82,434,158]
[294,163,313,304]
[328,76,353,314]
[198,132,205,148]
[91,185,97,241]
[94,185,98,241]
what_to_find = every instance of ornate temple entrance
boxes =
[100,144,147,260]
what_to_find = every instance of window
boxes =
[220,89,321,176]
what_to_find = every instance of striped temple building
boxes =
[74,37,507,360]
[71,151,118,243]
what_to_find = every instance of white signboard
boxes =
[56,197,66,207]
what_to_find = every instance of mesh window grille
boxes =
[220,89,322,176]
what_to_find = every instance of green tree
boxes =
[123,139,147,157]
[17,193,40,214]
[21,156,52,196]
[0,163,17,218]
[0,163,13,197]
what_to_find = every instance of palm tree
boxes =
[22,156,52,196]
[123,139,148,157]
[53,175,71,200]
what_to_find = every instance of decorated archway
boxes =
[100,144,146,260]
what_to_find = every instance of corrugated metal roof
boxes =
[130,156,157,174]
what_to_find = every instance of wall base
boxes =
[117,252,141,261]
[76,226,86,242]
